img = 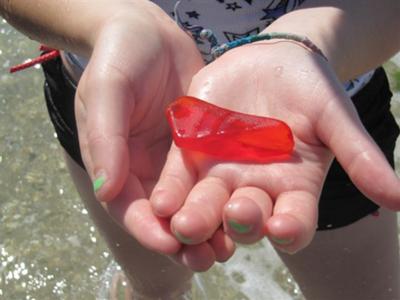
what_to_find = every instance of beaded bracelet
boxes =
[209,32,328,61]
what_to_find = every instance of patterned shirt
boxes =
[155,0,306,62]
[67,0,374,96]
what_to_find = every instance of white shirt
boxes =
[67,0,374,96]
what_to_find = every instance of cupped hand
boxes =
[74,1,206,255]
[151,41,400,261]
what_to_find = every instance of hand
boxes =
[151,41,400,265]
[74,1,205,254]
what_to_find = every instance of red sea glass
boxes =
[165,96,294,162]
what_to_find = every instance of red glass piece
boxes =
[165,96,294,162]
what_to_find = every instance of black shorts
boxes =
[41,57,400,231]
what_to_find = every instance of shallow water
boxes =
[0,20,399,300]
[0,20,111,299]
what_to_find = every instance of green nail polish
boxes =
[174,230,193,244]
[93,176,106,192]
[270,236,293,245]
[228,220,252,234]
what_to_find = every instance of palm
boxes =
[152,42,400,262]
[193,45,335,191]
[168,44,335,246]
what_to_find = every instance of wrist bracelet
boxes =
[210,32,328,61]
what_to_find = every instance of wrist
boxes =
[212,32,327,63]
[216,40,341,96]
[262,8,345,80]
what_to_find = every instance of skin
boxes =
[151,0,400,268]
[269,1,400,82]
[1,0,235,271]
[1,0,400,296]
[71,3,236,267]
[152,41,400,259]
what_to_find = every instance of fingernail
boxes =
[93,175,106,193]
[228,220,252,234]
[173,229,193,245]
[270,236,293,245]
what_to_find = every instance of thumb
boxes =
[316,87,400,210]
[75,57,133,202]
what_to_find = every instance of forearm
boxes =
[264,0,400,81]
[0,0,160,57]
[0,0,103,55]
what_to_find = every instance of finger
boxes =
[75,92,93,172]
[266,190,318,254]
[175,243,216,272]
[106,173,181,255]
[75,57,132,202]
[223,187,273,244]
[208,228,236,262]
[171,176,231,245]
[150,144,196,217]
[316,90,400,209]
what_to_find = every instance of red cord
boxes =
[38,45,55,52]
[9,46,60,73]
